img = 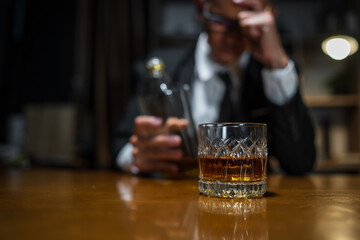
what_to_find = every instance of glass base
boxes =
[198,180,266,198]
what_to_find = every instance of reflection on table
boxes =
[0,169,359,240]
[198,196,267,239]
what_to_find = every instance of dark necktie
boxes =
[217,72,234,122]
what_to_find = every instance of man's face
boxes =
[203,0,249,65]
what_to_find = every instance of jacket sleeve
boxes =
[268,90,316,175]
[243,57,316,175]
[110,96,139,169]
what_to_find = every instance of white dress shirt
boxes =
[117,32,299,172]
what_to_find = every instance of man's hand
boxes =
[234,0,289,69]
[130,116,188,174]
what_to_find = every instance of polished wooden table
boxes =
[0,169,359,240]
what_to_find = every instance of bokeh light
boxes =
[321,35,359,60]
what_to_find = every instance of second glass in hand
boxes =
[198,123,268,198]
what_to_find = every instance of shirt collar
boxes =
[194,32,250,82]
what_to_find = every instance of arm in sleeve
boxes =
[267,90,316,175]
[111,95,139,171]
[261,60,298,106]
[261,61,316,175]
[116,142,140,174]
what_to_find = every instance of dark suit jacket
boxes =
[112,44,316,175]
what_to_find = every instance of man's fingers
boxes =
[233,0,263,11]
[131,116,190,175]
[134,148,183,161]
[239,11,273,27]
[134,116,189,137]
[135,158,179,174]
[132,147,182,173]
[238,11,274,39]
[132,134,182,148]
[165,118,189,132]
[134,116,163,137]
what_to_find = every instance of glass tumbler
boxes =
[198,123,268,198]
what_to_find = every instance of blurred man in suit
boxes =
[113,0,316,176]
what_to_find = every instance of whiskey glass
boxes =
[198,123,267,198]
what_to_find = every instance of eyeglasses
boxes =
[202,8,241,34]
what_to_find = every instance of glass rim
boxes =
[199,122,267,128]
